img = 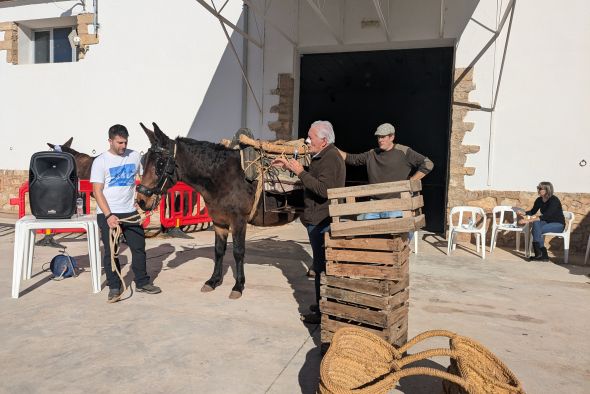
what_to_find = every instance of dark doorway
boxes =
[298,47,453,233]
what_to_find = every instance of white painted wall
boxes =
[0,0,244,170]
[457,0,590,193]
[2,0,588,195]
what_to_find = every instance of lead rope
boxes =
[108,209,151,302]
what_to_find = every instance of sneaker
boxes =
[107,287,122,303]
[309,304,319,313]
[136,283,162,294]
[300,312,321,325]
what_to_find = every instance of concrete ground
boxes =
[0,215,589,394]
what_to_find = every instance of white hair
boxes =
[310,120,335,143]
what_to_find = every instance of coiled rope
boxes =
[108,208,151,302]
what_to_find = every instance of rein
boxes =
[107,207,151,302]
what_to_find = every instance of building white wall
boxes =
[457,0,590,193]
[2,0,588,195]
[0,0,244,170]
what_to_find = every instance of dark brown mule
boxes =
[136,122,298,299]
[47,137,95,179]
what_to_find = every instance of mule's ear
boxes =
[47,143,55,149]
[63,137,73,148]
[152,122,170,145]
[140,122,156,145]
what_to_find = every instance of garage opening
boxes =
[298,47,454,233]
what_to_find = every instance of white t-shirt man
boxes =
[90,149,142,214]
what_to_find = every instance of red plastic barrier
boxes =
[9,180,151,234]
[159,182,212,229]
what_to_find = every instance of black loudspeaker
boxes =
[29,152,78,219]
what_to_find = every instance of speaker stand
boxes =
[35,234,66,249]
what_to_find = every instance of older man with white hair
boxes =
[272,120,345,324]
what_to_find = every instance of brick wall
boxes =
[268,73,294,140]
[0,170,28,213]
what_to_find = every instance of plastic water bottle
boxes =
[76,197,84,217]
[467,217,474,229]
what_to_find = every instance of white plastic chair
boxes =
[489,206,530,255]
[528,211,575,264]
[447,206,486,259]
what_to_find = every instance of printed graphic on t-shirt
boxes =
[108,164,136,187]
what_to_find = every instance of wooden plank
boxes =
[320,299,389,327]
[329,246,410,265]
[321,286,409,310]
[321,274,409,296]
[328,180,422,199]
[321,286,388,309]
[329,195,423,217]
[326,259,409,280]
[331,215,424,237]
[325,248,409,265]
[325,235,407,252]
[320,304,409,341]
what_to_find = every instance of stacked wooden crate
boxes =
[320,180,424,347]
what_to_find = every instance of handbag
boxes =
[49,250,78,280]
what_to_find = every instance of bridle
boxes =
[136,143,177,210]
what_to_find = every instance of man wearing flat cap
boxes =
[339,122,433,219]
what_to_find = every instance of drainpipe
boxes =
[93,0,99,36]
[241,3,249,129]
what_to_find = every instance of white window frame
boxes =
[32,26,76,64]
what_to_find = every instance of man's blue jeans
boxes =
[305,218,331,305]
[532,221,564,247]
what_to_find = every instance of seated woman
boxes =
[518,181,565,261]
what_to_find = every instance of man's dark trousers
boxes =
[306,217,331,305]
[97,211,150,289]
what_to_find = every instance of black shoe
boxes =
[136,283,162,294]
[300,312,321,324]
[539,247,549,262]
[529,241,543,261]
[107,287,122,303]
[309,304,319,313]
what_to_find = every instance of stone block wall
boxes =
[449,68,590,255]
[0,170,28,213]
[0,22,18,64]
[268,73,294,140]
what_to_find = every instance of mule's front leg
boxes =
[229,219,246,299]
[201,223,228,292]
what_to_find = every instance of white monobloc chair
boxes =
[447,206,487,259]
[528,211,575,264]
[490,206,530,256]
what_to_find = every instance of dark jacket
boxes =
[298,143,346,225]
[526,195,565,225]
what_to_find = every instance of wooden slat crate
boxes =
[320,274,409,346]
[325,233,410,281]
[328,180,425,237]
